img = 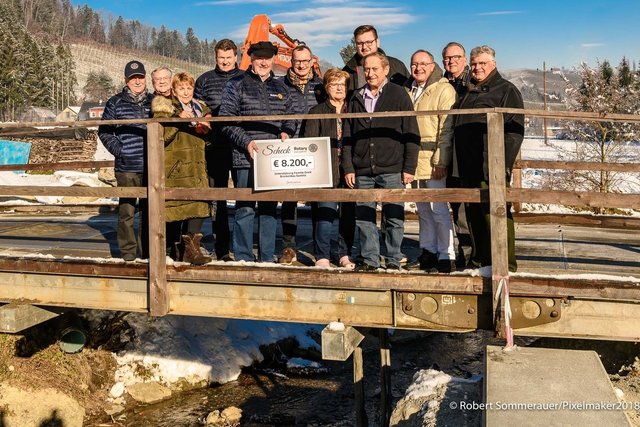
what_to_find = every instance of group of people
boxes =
[98,24,524,273]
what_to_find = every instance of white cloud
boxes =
[581,43,605,48]
[477,11,523,16]
[268,6,416,47]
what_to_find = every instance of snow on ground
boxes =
[83,311,322,392]
[390,369,483,426]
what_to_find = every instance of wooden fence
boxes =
[1,108,639,336]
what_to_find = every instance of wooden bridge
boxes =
[0,107,638,343]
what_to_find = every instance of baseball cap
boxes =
[124,60,146,79]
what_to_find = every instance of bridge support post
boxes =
[353,345,368,427]
[379,328,392,427]
[147,122,168,316]
[487,112,511,343]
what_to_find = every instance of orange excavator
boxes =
[239,14,322,76]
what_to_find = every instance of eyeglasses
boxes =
[154,76,171,81]
[292,59,312,66]
[443,55,463,63]
[470,60,494,68]
[410,62,434,68]
[355,39,377,48]
[328,82,346,88]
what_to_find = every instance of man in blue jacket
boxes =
[98,60,153,261]
[195,39,243,262]
[220,42,296,263]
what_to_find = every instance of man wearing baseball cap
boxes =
[219,41,297,263]
[98,60,153,261]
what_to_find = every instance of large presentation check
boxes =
[253,137,333,191]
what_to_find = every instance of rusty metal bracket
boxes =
[400,292,477,329]
[510,297,562,329]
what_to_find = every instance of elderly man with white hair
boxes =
[452,45,524,272]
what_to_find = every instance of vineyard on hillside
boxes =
[71,43,213,99]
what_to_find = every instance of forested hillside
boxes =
[0,0,217,121]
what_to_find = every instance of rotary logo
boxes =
[131,63,139,69]
[308,144,318,152]
[277,93,284,100]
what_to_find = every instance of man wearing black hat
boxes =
[99,60,153,261]
[220,41,297,263]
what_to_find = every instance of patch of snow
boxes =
[327,321,345,332]
[104,314,320,387]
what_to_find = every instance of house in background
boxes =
[78,101,105,121]
[20,107,56,123]
[56,106,81,122]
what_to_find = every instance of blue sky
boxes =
[76,0,640,70]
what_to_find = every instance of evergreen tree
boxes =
[185,27,200,63]
[83,71,115,103]
[109,16,131,48]
[339,38,356,64]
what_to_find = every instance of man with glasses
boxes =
[442,42,470,96]
[452,45,524,272]
[442,41,472,269]
[195,39,243,262]
[343,24,409,100]
[220,41,296,263]
[151,66,172,97]
[277,45,325,264]
[404,49,457,273]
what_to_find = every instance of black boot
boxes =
[406,249,438,271]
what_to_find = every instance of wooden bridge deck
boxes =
[0,211,638,341]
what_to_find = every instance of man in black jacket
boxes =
[442,41,472,269]
[343,25,409,100]
[343,52,420,271]
[194,39,242,261]
[453,45,524,272]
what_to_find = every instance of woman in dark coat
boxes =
[301,68,355,269]
[152,72,212,264]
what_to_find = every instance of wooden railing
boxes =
[1,108,639,334]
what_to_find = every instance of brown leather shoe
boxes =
[181,233,212,265]
[278,247,297,264]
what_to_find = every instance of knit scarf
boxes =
[125,86,148,104]
[287,68,313,92]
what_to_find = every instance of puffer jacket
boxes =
[342,81,420,177]
[220,70,297,169]
[343,48,410,100]
[405,65,456,180]
[281,71,325,136]
[194,66,243,149]
[98,87,153,173]
[152,95,210,222]
[453,69,524,183]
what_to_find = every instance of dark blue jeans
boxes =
[355,173,404,268]
[231,168,277,262]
